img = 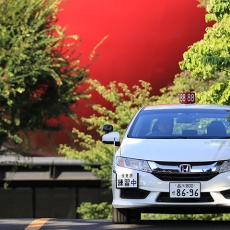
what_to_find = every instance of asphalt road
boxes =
[0,219,230,230]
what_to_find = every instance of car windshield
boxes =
[127,108,230,139]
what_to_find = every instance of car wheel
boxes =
[112,206,131,224]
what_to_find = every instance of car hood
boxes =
[119,138,230,162]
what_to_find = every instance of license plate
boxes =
[169,182,200,198]
[116,172,138,188]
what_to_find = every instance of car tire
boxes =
[112,206,131,224]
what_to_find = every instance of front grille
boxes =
[153,172,218,181]
[149,161,221,182]
[155,161,218,167]
[156,192,214,202]
[120,188,150,199]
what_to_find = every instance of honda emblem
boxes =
[179,164,191,173]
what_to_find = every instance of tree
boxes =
[59,79,157,189]
[0,0,89,151]
[179,0,230,105]
[197,0,210,8]
[155,71,224,104]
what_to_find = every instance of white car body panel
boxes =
[106,103,230,216]
[119,139,230,162]
[112,166,230,208]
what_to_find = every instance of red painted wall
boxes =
[29,0,209,156]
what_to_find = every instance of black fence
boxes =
[0,156,111,218]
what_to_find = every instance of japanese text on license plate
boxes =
[169,182,200,198]
[116,172,138,188]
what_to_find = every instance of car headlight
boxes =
[116,156,152,173]
[219,161,230,173]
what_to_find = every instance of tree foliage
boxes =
[197,0,210,8]
[180,13,230,78]
[59,79,157,188]
[0,0,89,149]
[155,71,224,104]
[180,0,230,105]
[141,213,230,221]
[77,202,112,219]
[181,0,230,76]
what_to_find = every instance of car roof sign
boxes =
[180,92,195,104]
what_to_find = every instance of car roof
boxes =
[143,104,230,111]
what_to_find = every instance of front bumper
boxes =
[112,166,230,213]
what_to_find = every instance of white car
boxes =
[102,93,230,224]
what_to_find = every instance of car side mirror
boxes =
[102,131,120,146]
